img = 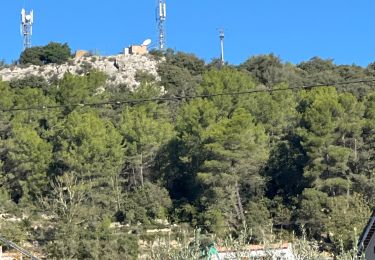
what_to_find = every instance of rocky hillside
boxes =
[0,54,160,90]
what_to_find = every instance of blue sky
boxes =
[1,0,375,66]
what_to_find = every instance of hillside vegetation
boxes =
[1,48,375,258]
[0,42,159,89]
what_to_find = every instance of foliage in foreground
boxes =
[148,227,365,260]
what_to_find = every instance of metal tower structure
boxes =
[21,8,34,50]
[156,0,167,50]
[219,29,225,65]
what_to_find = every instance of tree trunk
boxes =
[113,174,121,212]
[140,153,144,187]
[132,166,137,187]
[235,181,246,229]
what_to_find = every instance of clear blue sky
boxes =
[1,0,375,66]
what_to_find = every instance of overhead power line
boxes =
[1,78,375,113]
[0,234,38,260]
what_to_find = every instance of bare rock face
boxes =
[0,54,160,90]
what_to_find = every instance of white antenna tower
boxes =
[219,29,225,65]
[156,0,167,50]
[21,8,34,50]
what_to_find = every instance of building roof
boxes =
[217,242,291,253]
[0,247,22,260]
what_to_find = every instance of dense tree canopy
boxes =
[1,50,375,257]
[19,42,71,65]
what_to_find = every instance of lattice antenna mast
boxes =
[21,8,34,50]
[219,29,225,65]
[156,0,167,50]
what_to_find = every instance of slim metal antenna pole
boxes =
[219,29,225,65]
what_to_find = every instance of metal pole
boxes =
[220,30,225,65]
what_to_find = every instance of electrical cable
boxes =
[1,78,375,113]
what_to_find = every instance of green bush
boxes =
[19,42,71,65]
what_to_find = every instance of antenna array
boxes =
[21,8,34,50]
[156,0,167,50]
[219,29,225,65]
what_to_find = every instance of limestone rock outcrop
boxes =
[0,54,160,90]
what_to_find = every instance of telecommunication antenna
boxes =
[142,39,152,47]
[219,29,225,65]
[21,8,34,50]
[156,0,167,50]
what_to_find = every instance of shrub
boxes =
[19,42,71,65]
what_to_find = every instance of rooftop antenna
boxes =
[219,29,225,66]
[21,8,34,50]
[156,0,167,50]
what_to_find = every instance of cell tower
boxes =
[21,8,34,50]
[156,0,167,50]
[219,29,225,65]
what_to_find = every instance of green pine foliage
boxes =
[19,42,72,65]
[1,50,375,257]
